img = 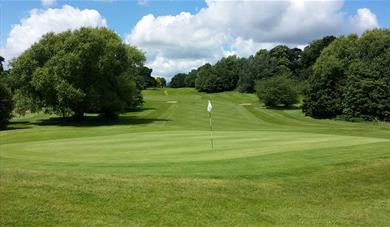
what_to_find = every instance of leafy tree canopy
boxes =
[301,36,336,69]
[237,50,277,93]
[169,73,187,88]
[303,34,358,118]
[136,66,156,89]
[194,63,221,92]
[185,69,197,87]
[195,55,245,93]
[303,29,390,121]
[10,27,146,118]
[155,77,166,88]
[256,74,298,108]
[238,45,303,93]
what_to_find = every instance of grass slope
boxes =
[1,88,389,226]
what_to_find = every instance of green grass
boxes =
[1,88,389,226]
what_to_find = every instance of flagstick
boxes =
[209,111,214,150]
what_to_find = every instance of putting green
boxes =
[2,131,387,164]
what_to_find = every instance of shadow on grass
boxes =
[33,115,170,127]
[126,107,156,112]
[265,106,301,110]
[1,108,168,130]
[2,122,33,131]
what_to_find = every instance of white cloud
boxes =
[0,5,107,63]
[202,0,344,43]
[41,0,55,7]
[126,0,348,79]
[126,12,228,77]
[148,55,209,76]
[127,13,227,60]
[230,38,280,58]
[297,44,308,50]
[349,8,379,35]
[137,0,149,6]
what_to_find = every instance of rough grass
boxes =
[1,88,389,226]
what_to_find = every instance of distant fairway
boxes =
[1,88,389,226]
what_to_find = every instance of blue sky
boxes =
[1,0,389,78]
[1,0,208,42]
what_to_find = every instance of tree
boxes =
[303,37,354,118]
[184,69,197,87]
[169,73,187,88]
[0,56,16,92]
[303,29,390,121]
[155,77,166,88]
[0,56,14,129]
[10,27,145,118]
[343,29,390,121]
[300,36,336,80]
[238,50,277,93]
[0,56,4,72]
[0,83,13,129]
[136,66,156,89]
[237,57,254,93]
[301,36,336,69]
[13,90,32,116]
[256,74,298,107]
[213,55,244,91]
[195,63,219,92]
[195,55,245,93]
[269,45,296,76]
[238,46,303,93]
[303,34,358,118]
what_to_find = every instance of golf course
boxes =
[1,88,389,226]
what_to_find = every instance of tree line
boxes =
[303,29,389,121]
[169,29,389,121]
[1,28,388,129]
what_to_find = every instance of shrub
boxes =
[256,75,298,107]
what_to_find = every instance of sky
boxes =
[1,0,389,79]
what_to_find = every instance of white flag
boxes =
[207,100,213,113]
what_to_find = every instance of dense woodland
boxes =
[0,28,389,129]
[170,29,390,121]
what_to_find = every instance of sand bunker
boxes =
[239,103,252,106]
[166,101,177,104]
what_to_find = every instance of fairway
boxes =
[1,88,389,226]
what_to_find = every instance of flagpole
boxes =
[209,111,214,150]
